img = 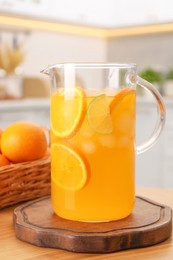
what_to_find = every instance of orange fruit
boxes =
[110,87,135,112]
[0,153,11,166]
[51,143,88,191]
[1,122,47,163]
[44,147,50,158]
[0,128,3,152]
[51,86,86,138]
[87,94,113,134]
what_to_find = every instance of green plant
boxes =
[139,68,162,83]
[165,69,173,80]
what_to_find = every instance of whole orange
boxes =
[0,153,11,166]
[43,147,50,158]
[0,128,3,152]
[1,122,47,163]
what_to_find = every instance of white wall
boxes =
[107,32,173,72]
[20,31,173,77]
[22,31,107,76]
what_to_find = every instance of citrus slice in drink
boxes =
[51,143,88,191]
[110,87,135,112]
[110,87,136,134]
[87,94,113,134]
[51,86,86,138]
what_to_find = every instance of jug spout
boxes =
[41,64,60,76]
[40,66,50,75]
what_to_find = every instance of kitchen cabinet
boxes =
[160,103,173,187]
[0,0,172,28]
[1,1,173,39]
[0,98,50,129]
[136,98,164,187]
[136,97,173,188]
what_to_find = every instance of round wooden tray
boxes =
[13,196,172,253]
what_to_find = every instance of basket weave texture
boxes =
[0,157,50,209]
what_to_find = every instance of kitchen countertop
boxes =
[0,187,173,259]
[0,98,50,111]
[0,95,172,111]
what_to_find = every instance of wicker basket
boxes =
[0,157,51,209]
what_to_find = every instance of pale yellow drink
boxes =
[50,86,136,221]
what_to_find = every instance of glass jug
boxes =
[41,63,165,222]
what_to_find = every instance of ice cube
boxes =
[99,136,116,148]
[81,142,96,154]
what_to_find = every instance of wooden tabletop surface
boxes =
[0,187,173,260]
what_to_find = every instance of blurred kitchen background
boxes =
[0,0,173,187]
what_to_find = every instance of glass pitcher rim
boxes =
[41,62,137,75]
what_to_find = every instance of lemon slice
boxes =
[51,86,86,138]
[87,94,113,134]
[51,143,88,191]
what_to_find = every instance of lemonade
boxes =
[50,86,136,221]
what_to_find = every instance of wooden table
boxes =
[1,188,173,260]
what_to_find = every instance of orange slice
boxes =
[110,87,136,135]
[110,87,135,112]
[51,143,88,191]
[87,94,113,134]
[51,86,86,138]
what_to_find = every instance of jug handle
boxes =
[136,76,166,155]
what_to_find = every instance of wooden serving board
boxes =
[13,196,172,253]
